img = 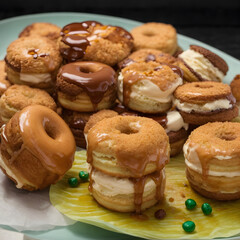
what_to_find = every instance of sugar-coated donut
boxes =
[178,45,228,82]
[87,115,169,213]
[19,22,61,42]
[5,36,62,91]
[0,105,76,191]
[230,74,240,117]
[130,22,178,55]
[118,48,180,69]
[56,61,117,112]
[118,61,183,113]
[0,60,11,96]
[87,115,169,178]
[173,81,238,125]
[0,85,57,125]
[59,21,133,66]
[184,122,240,200]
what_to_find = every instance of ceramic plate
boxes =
[0,12,240,240]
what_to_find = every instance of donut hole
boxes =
[195,84,213,89]
[78,66,93,74]
[116,125,139,135]
[143,30,156,37]
[44,122,58,140]
[217,132,236,141]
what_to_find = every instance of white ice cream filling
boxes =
[166,111,188,133]
[179,49,225,82]
[173,98,232,113]
[20,73,52,84]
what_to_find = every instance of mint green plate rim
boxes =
[0,12,240,240]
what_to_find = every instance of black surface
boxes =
[1,0,240,60]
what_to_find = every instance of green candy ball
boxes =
[79,171,89,181]
[201,203,212,215]
[68,177,78,187]
[185,199,197,210]
[182,221,195,233]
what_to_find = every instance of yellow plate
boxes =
[50,150,240,239]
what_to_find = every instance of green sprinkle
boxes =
[79,171,89,181]
[68,177,78,187]
[182,221,195,233]
[201,203,212,215]
[185,199,197,210]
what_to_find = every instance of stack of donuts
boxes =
[0,19,239,213]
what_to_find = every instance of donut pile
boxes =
[0,20,240,212]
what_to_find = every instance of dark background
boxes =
[1,0,240,59]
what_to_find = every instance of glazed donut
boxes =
[59,21,133,66]
[5,36,62,91]
[0,60,11,96]
[87,115,169,178]
[118,61,183,113]
[0,105,76,191]
[19,22,61,42]
[184,122,240,200]
[118,48,180,69]
[130,22,178,55]
[178,45,228,82]
[173,81,238,125]
[87,115,168,213]
[56,61,117,112]
[0,85,57,125]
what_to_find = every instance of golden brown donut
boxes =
[118,61,183,113]
[118,48,180,69]
[5,36,62,91]
[130,22,178,54]
[0,85,57,125]
[178,45,228,82]
[0,105,76,191]
[87,115,169,178]
[19,22,61,41]
[59,21,133,66]
[230,74,240,102]
[173,81,238,125]
[87,115,169,213]
[184,122,240,200]
[56,61,117,112]
[0,60,11,96]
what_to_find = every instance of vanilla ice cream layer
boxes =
[20,73,52,84]
[174,98,232,113]
[183,143,240,178]
[179,49,225,82]
[92,168,165,197]
[118,72,182,103]
[166,111,188,133]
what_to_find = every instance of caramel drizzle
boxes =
[28,49,49,59]
[60,21,132,62]
[59,62,116,109]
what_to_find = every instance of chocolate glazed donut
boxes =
[57,61,117,112]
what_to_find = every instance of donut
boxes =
[5,36,62,91]
[59,21,133,66]
[118,48,180,69]
[184,122,240,200]
[87,115,169,212]
[173,81,238,125]
[230,74,240,117]
[0,60,11,96]
[178,45,228,82]
[0,105,76,191]
[87,115,169,178]
[0,85,57,125]
[130,22,178,55]
[118,61,183,113]
[56,61,117,112]
[62,109,93,148]
[19,22,61,42]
